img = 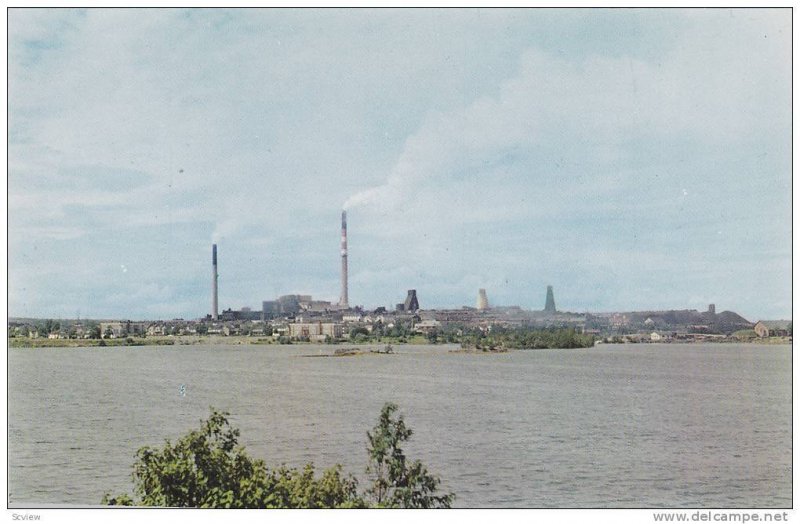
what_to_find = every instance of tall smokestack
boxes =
[340,210,349,308]
[212,244,219,320]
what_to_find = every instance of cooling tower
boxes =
[477,288,489,310]
[340,210,349,308]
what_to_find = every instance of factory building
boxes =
[220,308,261,322]
[289,321,343,341]
[262,295,333,320]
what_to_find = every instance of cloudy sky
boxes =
[8,8,791,321]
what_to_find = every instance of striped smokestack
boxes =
[212,244,219,320]
[340,210,349,308]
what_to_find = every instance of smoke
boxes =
[342,183,398,211]
[211,219,239,244]
[341,33,787,216]
[340,51,549,213]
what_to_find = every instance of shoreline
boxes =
[7,335,792,349]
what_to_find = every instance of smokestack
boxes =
[212,244,219,321]
[340,210,349,308]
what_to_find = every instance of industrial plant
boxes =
[181,211,757,344]
[10,209,763,345]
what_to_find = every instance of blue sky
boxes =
[8,8,791,321]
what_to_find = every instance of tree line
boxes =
[103,403,453,509]
[460,326,595,350]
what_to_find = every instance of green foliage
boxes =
[459,327,593,350]
[493,327,594,349]
[733,329,757,340]
[103,409,365,508]
[349,326,369,338]
[365,403,454,508]
[104,404,450,508]
[348,326,370,343]
[100,493,134,506]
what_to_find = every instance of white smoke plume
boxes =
[341,28,786,214]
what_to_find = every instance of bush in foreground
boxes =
[103,403,452,508]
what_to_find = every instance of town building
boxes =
[289,321,343,341]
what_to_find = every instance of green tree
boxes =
[365,403,453,508]
[103,409,365,508]
[38,319,54,337]
[104,404,452,508]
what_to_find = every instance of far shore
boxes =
[7,334,792,349]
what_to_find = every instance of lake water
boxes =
[8,343,791,508]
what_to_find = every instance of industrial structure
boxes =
[196,218,756,345]
[262,295,333,320]
[289,321,344,341]
[477,289,489,310]
[212,244,219,321]
[63,213,745,346]
[340,210,349,308]
[398,289,419,312]
[544,285,556,313]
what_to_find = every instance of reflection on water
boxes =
[8,343,791,507]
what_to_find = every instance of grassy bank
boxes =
[9,336,177,348]
[7,334,432,349]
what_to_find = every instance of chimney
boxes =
[340,210,349,308]
[212,244,219,321]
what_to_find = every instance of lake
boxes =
[7,343,791,508]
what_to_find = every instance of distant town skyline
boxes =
[8,8,791,321]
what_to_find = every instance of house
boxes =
[414,319,441,334]
[100,322,125,339]
[754,320,792,338]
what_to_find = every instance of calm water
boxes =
[8,343,791,508]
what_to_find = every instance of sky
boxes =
[7,8,792,321]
